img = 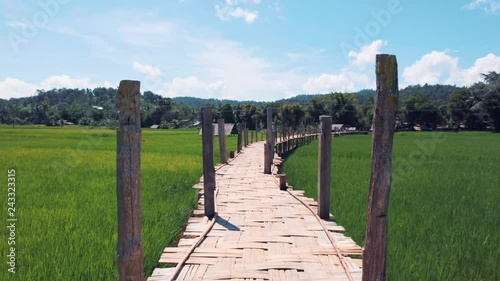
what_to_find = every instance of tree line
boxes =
[1,71,499,132]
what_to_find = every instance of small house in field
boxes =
[332,124,345,132]
[199,123,235,136]
[150,125,159,129]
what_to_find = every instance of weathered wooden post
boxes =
[278,174,287,191]
[237,123,242,152]
[251,129,254,144]
[363,54,399,281]
[274,120,278,145]
[116,80,144,281]
[264,142,271,174]
[264,107,273,174]
[255,119,259,142]
[202,107,216,219]
[317,115,332,220]
[244,125,249,147]
[218,118,227,164]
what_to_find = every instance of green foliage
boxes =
[400,84,459,105]
[401,94,441,128]
[2,80,500,131]
[469,72,500,132]
[282,132,500,281]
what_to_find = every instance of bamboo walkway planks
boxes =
[148,141,362,281]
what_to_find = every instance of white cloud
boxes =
[302,40,383,94]
[349,40,387,68]
[460,53,500,84]
[156,36,305,101]
[403,51,458,85]
[0,76,114,99]
[303,71,372,94]
[0,78,37,99]
[40,75,98,89]
[162,76,224,97]
[132,62,161,77]
[6,21,27,28]
[207,81,225,93]
[215,0,261,23]
[403,51,500,86]
[215,5,258,23]
[303,73,357,93]
[464,0,500,13]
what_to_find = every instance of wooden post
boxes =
[202,107,216,219]
[218,118,227,164]
[237,123,242,152]
[265,107,273,174]
[230,150,235,158]
[244,125,249,147]
[363,54,399,281]
[317,115,332,220]
[274,121,278,145]
[116,80,144,281]
[278,174,287,191]
[263,142,271,174]
[255,120,259,142]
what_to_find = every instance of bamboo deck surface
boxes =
[148,141,362,281]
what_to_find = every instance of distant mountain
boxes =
[172,97,267,108]
[399,84,461,105]
[275,94,325,104]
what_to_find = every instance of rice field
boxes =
[281,132,500,281]
[0,125,237,280]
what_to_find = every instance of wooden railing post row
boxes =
[362,54,399,281]
[217,118,227,164]
[264,107,273,174]
[317,115,332,220]
[116,80,144,281]
[201,107,216,219]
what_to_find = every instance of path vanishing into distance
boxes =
[148,141,362,281]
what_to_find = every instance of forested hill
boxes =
[172,97,267,108]
[3,79,498,132]
[171,84,459,107]
[399,84,459,105]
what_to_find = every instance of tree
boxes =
[280,103,305,130]
[446,88,484,129]
[217,103,235,124]
[305,98,327,125]
[469,72,500,132]
[401,94,441,129]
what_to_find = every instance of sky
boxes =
[1,0,500,101]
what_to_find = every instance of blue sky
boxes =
[1,0,500,101]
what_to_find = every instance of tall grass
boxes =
[0,126,237,280]
[282,132,500,281]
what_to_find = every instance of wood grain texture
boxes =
[149,141,362,281]
[202,107,216,219]
[362,54,399,281]
[317,115,332,220]
[116,80,145,281]
[217,118,227,164]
